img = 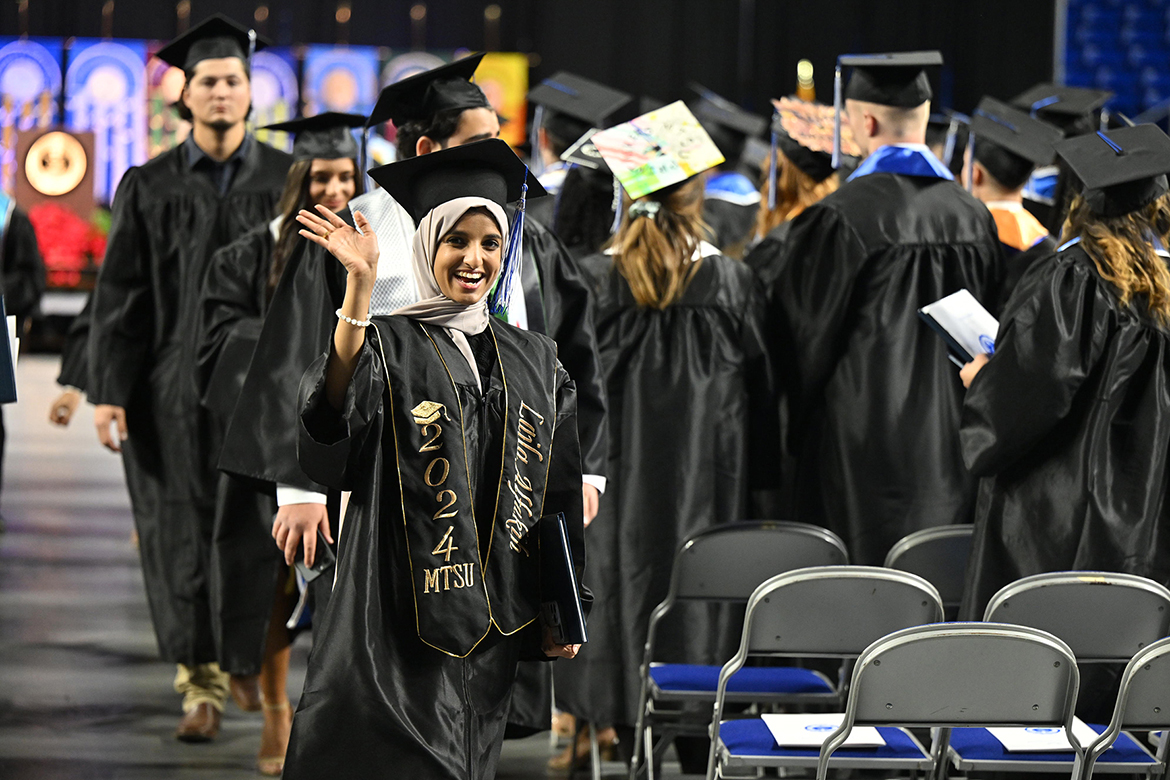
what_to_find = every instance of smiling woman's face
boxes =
[433,208,503,305]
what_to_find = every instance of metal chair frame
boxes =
[883,524,974,614]
[943,571,1170,776]
[817,623,1083,780]
[628,521,849,780]
[1079,636,1170,780]
[706,565,944,780]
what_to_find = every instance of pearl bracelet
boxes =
[336,308,372,328]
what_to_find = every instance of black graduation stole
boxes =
[372,317,558,657]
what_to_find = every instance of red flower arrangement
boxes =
[26,202,109,290]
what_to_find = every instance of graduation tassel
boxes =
[943,116,959,168]
[767,107,779,211]
[247,28,257,63]
[529,105,545,178]
[488,172,528,318]
[832,59,843,169]
[610,177,623,235]
[360,125,371,192]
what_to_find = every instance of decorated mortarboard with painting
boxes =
[590,100,725,200]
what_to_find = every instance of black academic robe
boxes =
[556,250,778,726]
[998,237,1058,311]
[196,224,290,676]
[743,220,795,290]
[960,243,1170,618]
[703,199,759,260]
[57,295,91,391]
[771,172,1002,566]
[1,206,46,322]
[87,140,291,665]
[283,316,584,780]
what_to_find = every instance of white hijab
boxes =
[391,197,510,390]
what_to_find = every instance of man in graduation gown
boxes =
[770,51,1002,566]
[962,97,1064,308]
[217,55,606,733]
[87,14,292,740]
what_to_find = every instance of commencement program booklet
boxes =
[761,713,887,749]
[987,717,1101,752]
[918,289,999,364]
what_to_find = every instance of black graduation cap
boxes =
[1012,84,1113,131]
[969,97,1063,190]
[261,112,366,162]
[155,14,268,72]
[367,138,548,225]
[841,50,942,108]
[529,72,632,133]
[366,53,491,129]
[689,87,767,168]
[1055,124,1170,217]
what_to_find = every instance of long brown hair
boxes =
[755,149,839,238]
[1060,193,1170,321]
[269,157,363,298]
[607,176,709,310]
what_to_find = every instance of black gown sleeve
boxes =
[741,271,782,493]
[297,338,385,492]
[2,207,46,319]
[769,203,869,442]
[527,221,609,481]
[960,255,1109,477]
[88,168,152,407]
[197,230,268,419]
[57,295,92,390]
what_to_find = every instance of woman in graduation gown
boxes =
[959,125,1170,621]
[744,98,848,288]
[196,112,364,775]
[560,117,778,769]
[276,139,585,780]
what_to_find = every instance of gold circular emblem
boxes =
[25,132,87,197]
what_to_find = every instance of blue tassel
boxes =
[832,60,843,170]
[767,124,779,211]
[488,173,528,316]
[610,178,623,235]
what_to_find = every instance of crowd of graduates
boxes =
[33,11,1170,779]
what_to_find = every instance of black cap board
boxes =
[367,138,547,225]
[1055,124,1170,217]
[1012,84,1113,120]
[841,50,942,108]
[970,97,1063,190]
[689,88,767,168]
[366,53,491,129]
[529,72,632,130]
[261,112,366,162]
[155,14,268,72]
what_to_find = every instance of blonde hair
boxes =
[755,149,839,238]
[607,177,709,309]
[1060,193,1170,321]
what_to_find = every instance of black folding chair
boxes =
[629,521,849,780]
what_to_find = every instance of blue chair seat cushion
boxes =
[649,663,834,696]
[950,725,1155,765]
[719,718,926,760]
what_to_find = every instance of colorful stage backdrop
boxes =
[0,42,529,290]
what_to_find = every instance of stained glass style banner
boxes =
[0,37,63,194]
[303,45,379,117]
[65,38,147,205]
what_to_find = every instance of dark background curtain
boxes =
[3,0,1055,115]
